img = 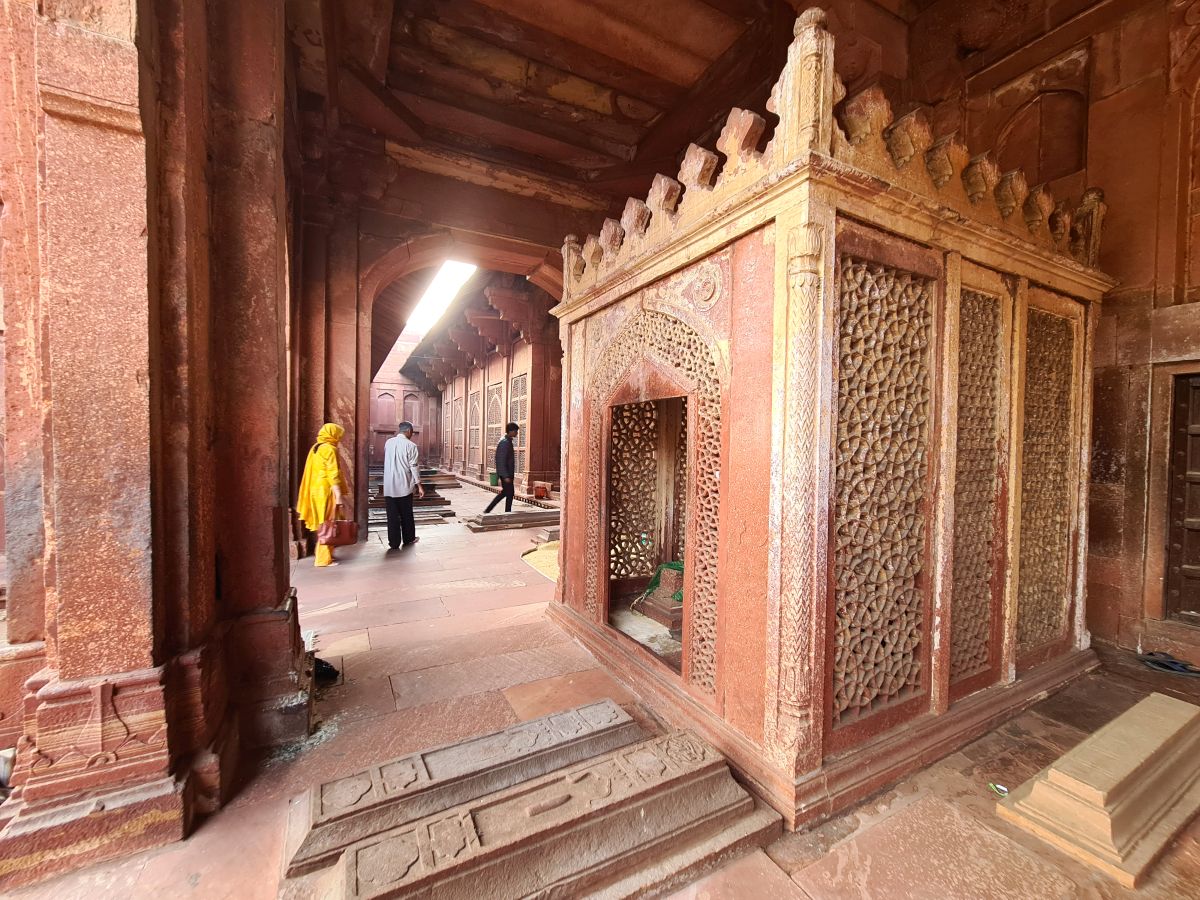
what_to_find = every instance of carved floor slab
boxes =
[283,699,642,877]
[313,731,780,899]
[997,692,1200,887]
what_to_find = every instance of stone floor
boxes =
[8,483,1200,898]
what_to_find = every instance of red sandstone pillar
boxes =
[207,0,310,749]
[326,206,363,529]
[0,0,49,753]
[524,329,564,489]
[0,3,182,884]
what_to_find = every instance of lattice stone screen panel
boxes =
[832,254,934,727]
[486,383,503,451]
[453,397,464,464]
[608,401,659,579]
[468,391,481,460]
[510,373,528,474]
[1017,309,1076,656]
[950,290,1005,685]
[672,398,689,563]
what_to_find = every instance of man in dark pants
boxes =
[383,421,424,548]
[484,422,519,514]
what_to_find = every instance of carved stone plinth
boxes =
[998,692,1200,887]
[314,731,780,900]
[283,699,642,877]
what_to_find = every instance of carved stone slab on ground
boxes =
[315,731,780,899]
[998,692,1200,887]
[283,699,642,877]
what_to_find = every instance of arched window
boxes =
[403,392,420,426]
[377,392,396,429]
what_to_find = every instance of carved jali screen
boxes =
[950,290,1004,684]
[1017,308,1076,656]
[588,310,722,695]
[608,401,660,579]
[832,255,933,726]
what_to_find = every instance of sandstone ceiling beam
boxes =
[336,0,393,82]
[402,0,684,108]
[337,62,424,143]
[364,169,603,252]
[472,0,729,86]
[695,0,770,24]
[396,16,660,127]
[384,141,611,213]
[635,14,785,162]
[390,80,634,162]
[317,0,340,131]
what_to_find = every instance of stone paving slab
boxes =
[313,731,779,900]
[282,699,642,877]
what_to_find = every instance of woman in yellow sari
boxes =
[296,423,348,567]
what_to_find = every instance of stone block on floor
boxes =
[998,692,1200,887]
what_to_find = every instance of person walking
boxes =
[296,423,348,567]
[484,422,519,514]
[383,421,424,549]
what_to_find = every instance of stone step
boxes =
[313,731,780,899]
[530,525,560,545]
[282,700,643,878]
[464,509,561,533]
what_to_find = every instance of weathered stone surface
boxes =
[314,731,779,899]
[283,699,641,876]
[998,692,1200,887]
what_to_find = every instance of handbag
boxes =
[317,512,358,546]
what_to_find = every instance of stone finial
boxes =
[678,144,719,189]
[1049,201,1072,248]
[925,133,970,189]
[838,85,892,147]
[1070,187,1106,267]
[883,108,933,170]
[620,198,651,238]
[995,169,1028,219]
[599,218,625,257]
[1023,184,1055,235]
[562,234,584,282]
[582,235,602,269]
[716,108,767,163]
[962,152,1000,204]
[646,174,683,216]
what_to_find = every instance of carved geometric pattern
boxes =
[832,254,933,726]
[468,391,481,459]
[586,310,723,694]
[1017,308,1075,655]
[442,400,450,461]
[672,398,689,562]
[608,401,659,579]
[485,383,503,449]
[951,290,1004,683]
[509,372,529,474]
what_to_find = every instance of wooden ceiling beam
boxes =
[401,0,684,109]
[390,81,634,162]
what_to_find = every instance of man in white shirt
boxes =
[383,421,424,549]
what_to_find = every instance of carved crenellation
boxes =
[560,9,1107,305]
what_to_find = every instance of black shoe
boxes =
[403,537,420,547]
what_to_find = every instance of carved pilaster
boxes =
[774,221,825,772]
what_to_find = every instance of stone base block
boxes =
[282,699,642,877]
[997,692,1200,887]
[0,642,45,750]
[0,775,185,891]
[313,731,780,899]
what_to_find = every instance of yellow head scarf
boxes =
[296,423,345,530]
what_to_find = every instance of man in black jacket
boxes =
[484,422,519,514]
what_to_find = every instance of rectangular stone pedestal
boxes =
[998,692,1200,887]
[283,699,642,876]
[316,731,780,899]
